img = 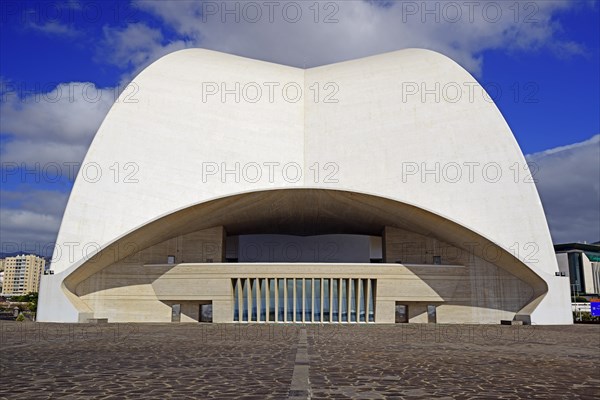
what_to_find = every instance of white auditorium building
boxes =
[37,49,572,324]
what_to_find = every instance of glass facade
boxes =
[323,279,330,321]
[259,278,266,322]
[427,305,437,323]
[278,278,285,321]
[233,279,239,322]
[341,279,348,322]
[350,279,357,322]
[241,279,248,321]
[368,280,376,322]
[287,279,294,321]
[295,279,303,321]
[251,278,257,322]
[332,279,339,322]
[269,278,276,321]
[314,279,321,322]
[305,279,312,321]
[568,252,584,293]
[232,278,376,323]
[359,279,366,322]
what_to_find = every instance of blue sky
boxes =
[1,0,599,253]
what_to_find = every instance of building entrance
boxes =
[395,303,408,323]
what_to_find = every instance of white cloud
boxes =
[129,0,587,76]
[26,21,81,38]
[527,134,600,244]
[1,190,69,220]
[0,139,89,166]
[1,82,114,144]
[99,23,164,68]
[98,23,189,82]
[0,190,69,255]
[0,82,115,165]
[0,209,62,250]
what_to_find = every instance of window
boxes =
[323,279,330,321]
[233,279,239,321]
[295,279,303,321]
[241,279,248,321]
[341,279,347,322]
[269,278,276,321]
[305,279,312,321]
[287,279,294,321]
[332,279,339,322]
[278,278,285,321]
[171,304,181,322]
[568,252,585,293]
[350,279,357,322]
[427,305,437,323]
[231,277,376,323]
[259,279,266,322]
[368,280,376,322]
[359,279,367,322]
[395,303,408,323]
[251,279,257,322]
[314,279,321,322]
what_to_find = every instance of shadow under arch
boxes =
[61,188,548,320]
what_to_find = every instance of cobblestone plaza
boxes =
[1,322,598,399]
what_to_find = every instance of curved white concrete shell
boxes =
[37,49,572,324]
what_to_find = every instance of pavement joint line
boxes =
[288,328,311,400]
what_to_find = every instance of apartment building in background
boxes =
[2,254,45,295]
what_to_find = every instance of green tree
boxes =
[10,292,38,312]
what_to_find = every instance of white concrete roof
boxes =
[54,48,555,274]
[41,48,570,323]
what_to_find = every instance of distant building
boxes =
[555,243,600,297]
[0,259,4,292]
[1,254,45,295]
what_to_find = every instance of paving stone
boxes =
[0,323,598,399]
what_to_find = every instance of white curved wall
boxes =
[40,48,571,324]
